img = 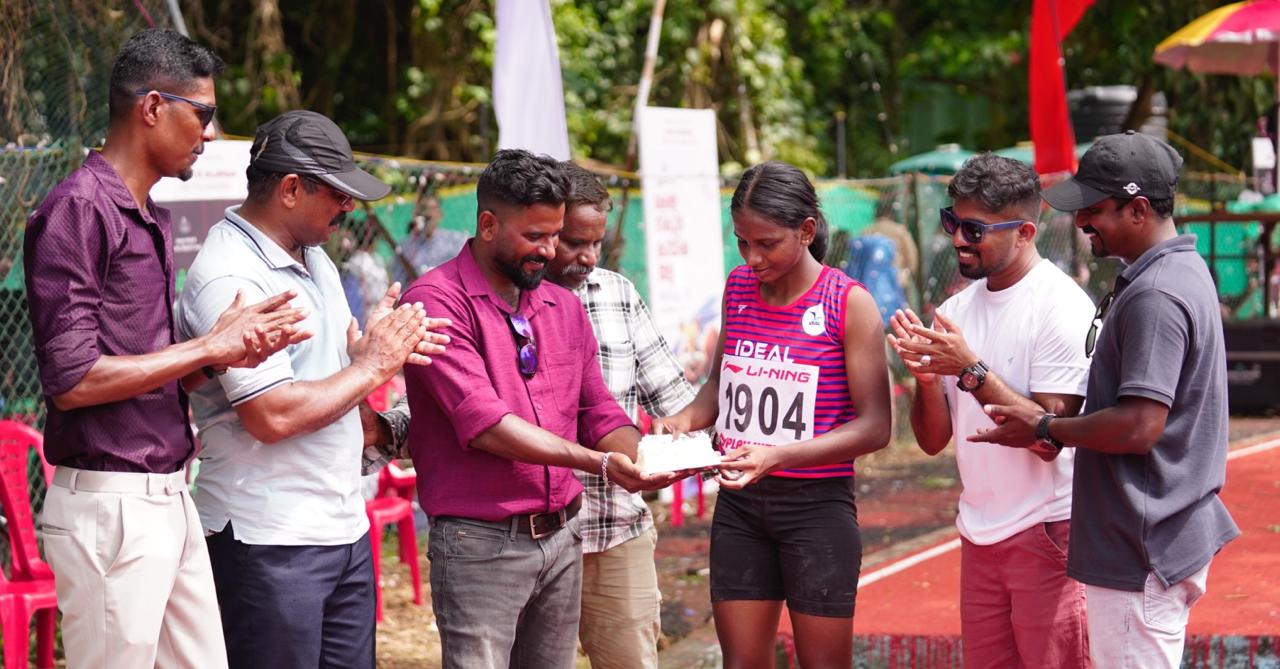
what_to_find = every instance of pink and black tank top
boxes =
[718,264,862,478]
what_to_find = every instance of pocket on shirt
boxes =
[598,338,635,367]
[544,350,584,419]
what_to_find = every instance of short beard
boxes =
[178,167,194,182]
[499,255,548,290]
[1084,229,1110,258]
[957,264,987,280]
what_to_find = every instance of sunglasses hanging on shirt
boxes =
[507,312,539,377]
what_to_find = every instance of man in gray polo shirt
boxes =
[974,131,1239,668]
[176,110,449,669]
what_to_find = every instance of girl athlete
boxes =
[658,161,891,668]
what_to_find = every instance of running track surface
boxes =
[846,434,1280,636]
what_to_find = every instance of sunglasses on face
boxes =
[302,176,354,209]
[134,89,217,127]
[1085,291,1116,358]
[507,312,539,377]
[939,207,1027,244]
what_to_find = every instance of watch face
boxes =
[960,372,976,390]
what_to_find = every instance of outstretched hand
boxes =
[604,453,682,493]
[716,444,778,490]
[967,402,1042,449]
[651,414,696,438]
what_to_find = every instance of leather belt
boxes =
[434,494,582,540]
[519,494,582,539]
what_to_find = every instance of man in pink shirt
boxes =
[401,149,673,668]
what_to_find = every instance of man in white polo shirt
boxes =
[176,110,448,669]
[887,153,1095,668]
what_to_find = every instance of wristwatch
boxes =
[956,360,989,393]
[1036,413,1064,451]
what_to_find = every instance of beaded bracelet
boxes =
[600,452,613,487]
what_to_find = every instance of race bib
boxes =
[717,354,818,448]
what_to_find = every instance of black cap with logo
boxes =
[248,110,390,201]
[1041,130,1183,212]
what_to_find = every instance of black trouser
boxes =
[206,524,376,669]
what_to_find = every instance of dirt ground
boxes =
[373,415,1280,667]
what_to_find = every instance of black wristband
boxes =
[1036,413,1064,450]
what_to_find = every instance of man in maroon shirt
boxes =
[24,29,305,669]
[402,149,675,668]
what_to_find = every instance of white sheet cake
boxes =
[635,432,723,475]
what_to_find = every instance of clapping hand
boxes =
[349,282,451,367]
[206,290,313,370]
[886,309,977,379]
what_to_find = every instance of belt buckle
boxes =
[528,509,567,540]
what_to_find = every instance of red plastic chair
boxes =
[0,421,59,669]
[376,461,416,503]
[365,466,422,622]
[365,375,406,413]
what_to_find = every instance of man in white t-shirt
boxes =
[887,153,1095,668]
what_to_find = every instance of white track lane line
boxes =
[1227,436,1280,460]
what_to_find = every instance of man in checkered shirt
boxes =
[545,162,695,668]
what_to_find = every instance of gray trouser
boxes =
[428,513,583,669]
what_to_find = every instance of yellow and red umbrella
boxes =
[1155,0,1280,76]
[1155,0,1280,181]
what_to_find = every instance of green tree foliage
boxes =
[183,0,1274,177]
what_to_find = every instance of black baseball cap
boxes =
[248,110,390,201]
[1042,130,1183,212]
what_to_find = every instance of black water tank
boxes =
[1068,85,1167,142]
[1224,319,1280,415]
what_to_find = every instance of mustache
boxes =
[563,264,592,276]
[521,254,547,267]
[1081,226,1099,235]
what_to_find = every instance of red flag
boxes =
[1029,0,1093,174]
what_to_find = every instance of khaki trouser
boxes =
[40,467,228,669]
[1085,562,1211,669]
[579,528,662,669]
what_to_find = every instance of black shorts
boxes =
[710,475,862,618]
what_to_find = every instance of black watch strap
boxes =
[1036,413,1064,450]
